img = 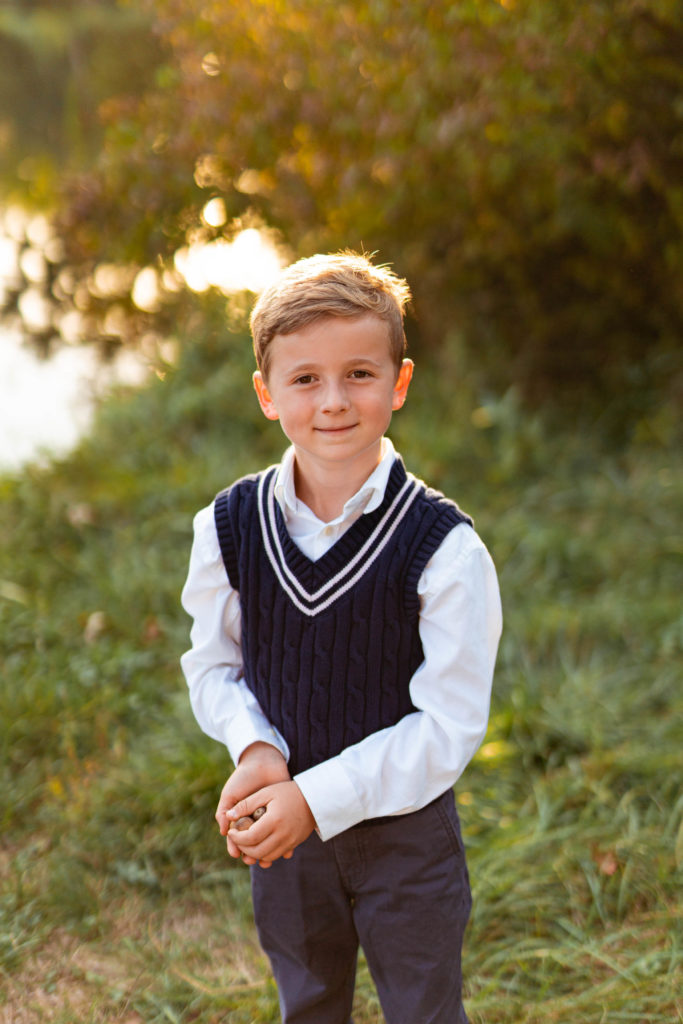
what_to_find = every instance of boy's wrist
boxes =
[222,704,289,768]
[294,762,364,841]
[239,740,287,765]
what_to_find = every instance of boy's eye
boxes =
[349,369,373,379]
[293,374,315,385]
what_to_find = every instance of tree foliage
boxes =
[0,0,160,201]
[58,0,683,406]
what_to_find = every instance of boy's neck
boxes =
[292,446,384,523]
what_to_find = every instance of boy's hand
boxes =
[227,781,316,868]
[215,742,291,861]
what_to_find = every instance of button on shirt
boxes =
[180,439,502,841]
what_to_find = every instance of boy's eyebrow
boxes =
[285,356,385,374]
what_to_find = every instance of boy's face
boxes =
[253,315,413,479]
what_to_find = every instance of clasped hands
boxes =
[215,741,316,869]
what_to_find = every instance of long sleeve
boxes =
[294,523,502,840]
[180,503,289,764]
[181,448,502,843]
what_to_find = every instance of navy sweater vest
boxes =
[214,457,472,774]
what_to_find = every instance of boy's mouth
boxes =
[315,424,357,434]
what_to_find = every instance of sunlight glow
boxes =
[91,263,133,299]
[19,247,47,284]
[201,197,227,228]
[0,236,20,284]
[201,52,222,76]
[174,228,283,295]
[132,267,162,312]
[17,288,52,332]
[0,203,285,470]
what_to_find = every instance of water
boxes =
[0,324,146,472]
[0,203,284,472]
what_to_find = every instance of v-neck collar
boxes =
[257,458,422,617]
[274,440,396,525]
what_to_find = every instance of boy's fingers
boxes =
[217,790,267,833]
[217,804,238,835]
[226,833,242,859]
[227,832,258,865]
[226,792,269,823]
[226,797,249,820]
[229,822,270,856]
[228,796,255,820]
[216,793,237,831]
[233,833,290,865]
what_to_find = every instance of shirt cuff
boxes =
[223,707,290,767]
[294,760,365,841]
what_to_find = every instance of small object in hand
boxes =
[229,806,267,831]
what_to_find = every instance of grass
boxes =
[1,323,681,1022]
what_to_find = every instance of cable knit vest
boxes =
[214,456,472,775]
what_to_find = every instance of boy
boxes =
[180,252,502,1024]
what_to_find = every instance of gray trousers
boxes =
[250,789,471,1024]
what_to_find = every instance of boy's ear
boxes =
[391,359,414,411]
[253,371,280,420]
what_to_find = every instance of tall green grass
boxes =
[1,323,681,1021]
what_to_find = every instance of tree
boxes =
[0,0,161,202]
[57,0,683,407]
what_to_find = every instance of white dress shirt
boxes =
[180,438,502,841]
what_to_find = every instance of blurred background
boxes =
[0,2,681,1022]
[1,0,681,462]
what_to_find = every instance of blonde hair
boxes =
[250,251,411,379]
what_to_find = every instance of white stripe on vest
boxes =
[257,466,422,617]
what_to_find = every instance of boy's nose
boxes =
[320,381,350,412]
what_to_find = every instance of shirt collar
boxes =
[274,438,397,522]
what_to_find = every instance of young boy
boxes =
[180,252,502,1024]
